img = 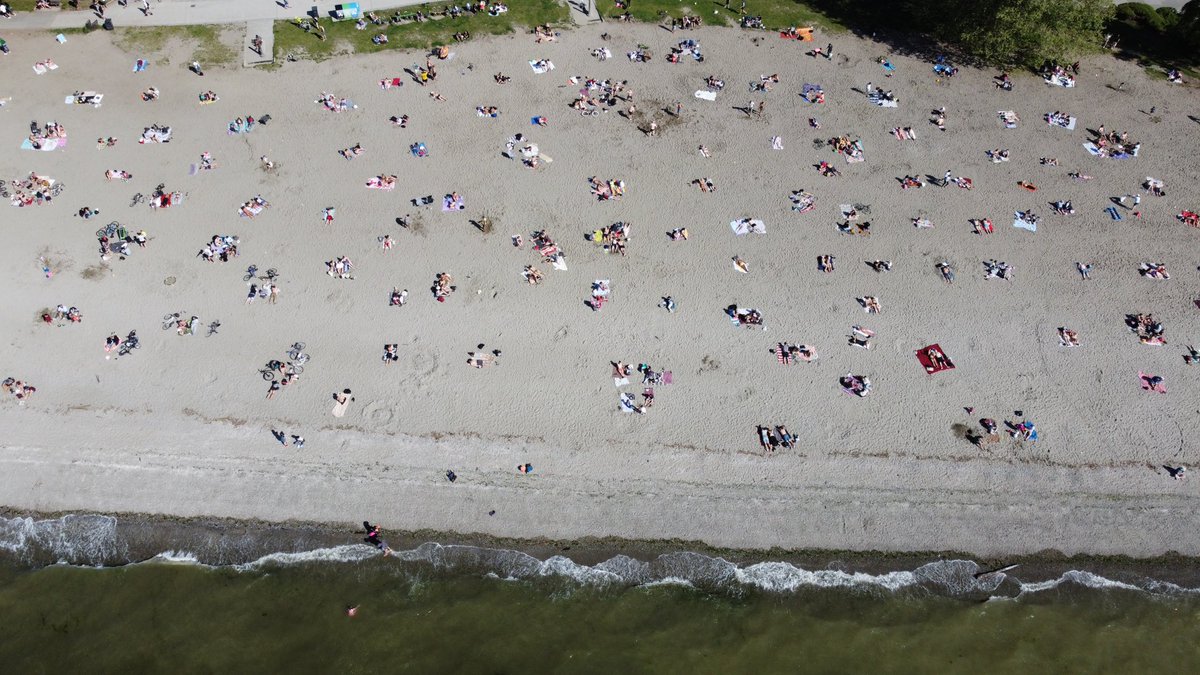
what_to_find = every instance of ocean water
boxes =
[1,515,1198,673]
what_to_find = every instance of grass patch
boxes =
[273,0,571,62]
[595,0,845,32]
[9,0,46,12]
[112,25,237,67]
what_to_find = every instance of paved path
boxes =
[566,0,601,26]
[0,0,430,30]
[242,18,274,67]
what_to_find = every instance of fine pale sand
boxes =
[1,23,1198,557]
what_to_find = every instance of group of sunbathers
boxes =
[757,425,796,451]
[1127,313,1165,345]
[238,195,270,218]
[197,235,240,263]
[984,259,1014,280]
[433,272,455,301]
[589,176,625,200]
[9,172,58,207]
[325,256,355,280]
[1138,262,1170,280]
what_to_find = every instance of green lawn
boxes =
[595,0,845,32]
[112,25,238,67]
[273,0,571,62]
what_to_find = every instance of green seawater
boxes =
[0,561,1197,674]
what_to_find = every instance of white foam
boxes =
[537,555,623,585]
[736,561,917,592]
[235,544,379,571]
[1018,570,1145,595]
[153,550,201,564]
[0,514,123,564]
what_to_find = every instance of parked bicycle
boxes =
[117,331,140,357]
[287,342,309,365]
[130,192,145,207]
[161,312,185,330]
[260,360,303,381]
[206,320,221,337]
[96,221,128,240]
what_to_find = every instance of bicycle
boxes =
[96,221,127,240]
[262,268,279,282]
[206,320,221,337]
[162,312,183,330]
[130,193,145,207]
[243,264,259,282]
[50,182,65,197]
[287,342,308,364]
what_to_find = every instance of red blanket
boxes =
[916,343,955,374]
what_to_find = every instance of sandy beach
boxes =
[1,20,1198,558]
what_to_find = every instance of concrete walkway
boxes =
[566,0,601,26]
[0,0,431,30]
[242,18,275,67]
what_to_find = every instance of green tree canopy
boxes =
[952,0,1113,68]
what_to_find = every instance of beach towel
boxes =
[1106,206,1123,221]
[730,219,766,236]
[915,344,955,374]
[1047,116,1076,130]
[1139,371,1166,393]
[776,343,789,365]
[441,195,465,211]
[32,63,47,75]
[693,90,716,101]
[332,397,351,417]
[56,34,67,44]
[21,137,65,151]
[528,60,554,74]
[613,377,629,387]
[662,371,672,385]
[1044,74,1075,87]
[1012,213,1038,232]
[771,136,784,150]
[619,392,637,412]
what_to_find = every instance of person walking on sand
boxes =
[1076,262,1092,280]
[271,429,288,446]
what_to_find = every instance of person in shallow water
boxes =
[363,521,391,555]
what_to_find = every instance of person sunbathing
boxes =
[691,178,716,193]
[141,87,160,102]
[105,169,133,182]
[667,227,689,240]
[522,265,543,285]
[867,260,892,273]
[1058,327,1080,347]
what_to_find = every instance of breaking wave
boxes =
[2,515,1198,598]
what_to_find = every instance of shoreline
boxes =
[5,509,1200,593]
[3,406,1199,561]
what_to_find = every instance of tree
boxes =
[1177,0,1200,56]
[952,0,1114,68]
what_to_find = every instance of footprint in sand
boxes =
[362,400,397,429]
